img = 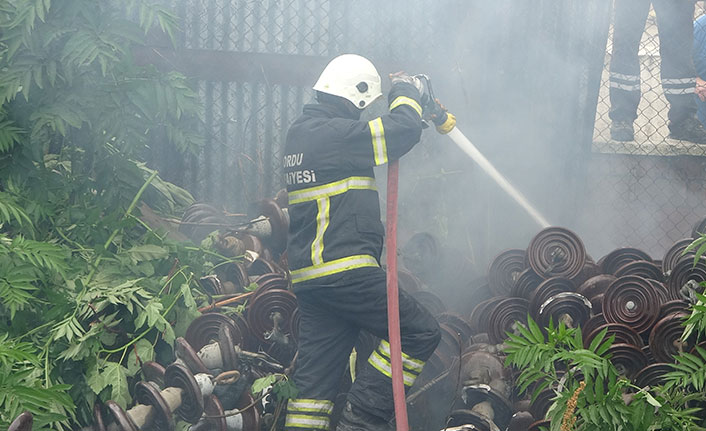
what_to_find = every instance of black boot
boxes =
[335,402,394,431]
[610,120,634,141]
[669,115,706,145]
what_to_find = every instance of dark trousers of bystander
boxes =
[609,0,697,124]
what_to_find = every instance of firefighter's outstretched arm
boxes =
[326,78,424,169]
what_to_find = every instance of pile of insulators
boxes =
[427,220,706,431]
[10,192,706,431]
[77,193,467,431]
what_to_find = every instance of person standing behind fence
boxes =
[609,0,706,144]
[693,14,706,126]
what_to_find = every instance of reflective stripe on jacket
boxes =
[283,83,423,285]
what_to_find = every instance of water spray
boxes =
[416,74,551,229]
[445,127,551,228]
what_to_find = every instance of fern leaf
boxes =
[0,119,24,153]
[0,193,32,227]
[0,267,37,318]
[10,236,67,274]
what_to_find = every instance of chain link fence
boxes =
[155,0,444,210]
[147,0,706,266]
[580,1,706,257]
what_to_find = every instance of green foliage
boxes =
[664,345,706,392]
[0,0,218,429]
[0,335,75,429]
[505,316,705,431]
[251,373,299,403]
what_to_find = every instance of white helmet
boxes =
[313,54,382,110]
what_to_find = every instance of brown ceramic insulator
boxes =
[529,277,575,318]
[164,363,205,424]
[198,395,228,431]
[584,323,643,349]
[175,337,210,375]
[246,288,297,343]
[179,203,224,242]
[141,361,166,387]
[513,399,532,413]
[649,312,694,363]
[692,216,706,238]
[289,307,301,343]
[527,227,586,280]
[642,345,655,364]
[181,203,219,221]
[93,403,106,431]
[460,351,505,385]
[577,274,616,300]
[488,298,529,344]
[417,351,449,386]
[218,325,239,371]
[511,268,542,299]
[446,410,493,431]
[464,384,513,428]
[471,333,490,345]
[185,313,239,352]
[468,297,505,335]
[237,391,261,431]
[662,239,695,275]
[647,279,669,305]
[398,269,424,293]
[602,276,660,334]
[659,300,690,320]
[437,324,462,360]
[598,248,652,275]
[608,343,648,379]
[402,232,440,276]
[253,273,289,298]
[614,260,665,282]
[667,256,706,300]
[274,188,288,209]
[199,275,225,295]
[239,233,264,257]
[508,412,535,431]
[248,258,281,277]
[488,249,527,296]
[528,420,551,431]
[8,412,33,431]
[591,294,604,314]
[572,260,602,288]
[134,381,175,431]
[231,312,257,350]
[581,314,607,339]
[692,341,706,355]
[529,388,554,421]
[411,290,447,317]
[634,363,673,387]
[105,401,138,431]
[536,292,592,330]
[257,199,288,255]
[217,262,248,292]
[529,420,551,431]
[437,312,474,346]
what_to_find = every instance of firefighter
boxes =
[282,54,441,431]
[609,0,706,144]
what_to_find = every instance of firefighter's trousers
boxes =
[609,0,697,124]
[284,267,441,430]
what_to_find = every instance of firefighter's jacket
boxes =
[284,83,423,287]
